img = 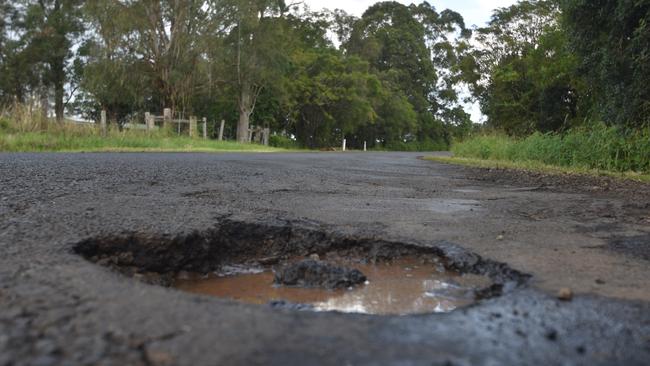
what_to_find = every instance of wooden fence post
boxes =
[248,128,253,143]
[363,141,367,152]
[202,117,207,139]
[163,108,171,130]
[218,120,225,141]
[100,110,107,136]
[145,112,154,131]
[342,138,346,151]
[189,116,197,138]
[254,127,262,143]
[263,128,270,146]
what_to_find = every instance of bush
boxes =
[269,134,300,149]
[452,123,650,173]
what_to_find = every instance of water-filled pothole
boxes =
[73,219,529,315]
[175,256,492,315]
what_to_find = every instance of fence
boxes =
[99,108,269,145]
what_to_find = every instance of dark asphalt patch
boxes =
[607,234,650,261]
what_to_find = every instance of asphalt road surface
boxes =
[1,152,649,365]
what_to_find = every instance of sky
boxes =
[303,0,520,122]
[305,0,517,27]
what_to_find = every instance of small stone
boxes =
[274,260,366,289]
[308,253,320,261]
[595,279,605,285]
[145,349,174,366]
[557,287,573,301]
[496,235,504,241]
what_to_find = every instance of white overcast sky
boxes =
[303,0,520,121]
[305,0,517,27]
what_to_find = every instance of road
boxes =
[1,152,649,365]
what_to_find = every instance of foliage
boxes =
[0,111,285,153]
[452,124,650,173]
[560,0,650,128]
[344,1,472,145]
[473,1,582,135]
[2,0,648,157]
[268,134,299,149]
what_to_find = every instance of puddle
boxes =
[174,257,491,315]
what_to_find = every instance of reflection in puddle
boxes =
[174,257,491,315]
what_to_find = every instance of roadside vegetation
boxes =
[0,106,284,153]
[0,0,474,151]
[0,0,647,159]
[438,0,650,180]
[450,124,650,176]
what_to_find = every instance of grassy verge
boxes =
[450,124,650,173]
[0,130,288,153]
[0,104,298,153]
[428,123,650,182]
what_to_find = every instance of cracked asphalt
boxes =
[1,152,649,365]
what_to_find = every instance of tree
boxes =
[21,0,84,121]
[216,0,292,143]
[345,1,472,145]
[561,0,650,128]
[284,50,416,148]
[81,0,210,120]
[475,0,581,135]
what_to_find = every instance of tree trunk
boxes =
[40,86,49,121]
[53,59,65,123]
[236,87,252,143]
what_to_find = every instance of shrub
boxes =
[269,134,300,149]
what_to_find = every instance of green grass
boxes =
[0,129,289,153]
[0,105,299,153]
[429,123,650,182]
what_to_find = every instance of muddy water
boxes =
[174,257,491,315]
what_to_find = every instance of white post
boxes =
[342,138,346,152]
[202,117,207,139]
[218,120,225,141]
[364,141,367,152]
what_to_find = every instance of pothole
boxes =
[73,219,529,315]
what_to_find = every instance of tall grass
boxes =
[0,104,285,153]
[452,123,650,174]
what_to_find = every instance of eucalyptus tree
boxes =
[81,0,211,120]
[212,0,294,143]
[344,1,471,145]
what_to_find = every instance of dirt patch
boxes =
[73,219,530,308]
[460,165,650,197]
